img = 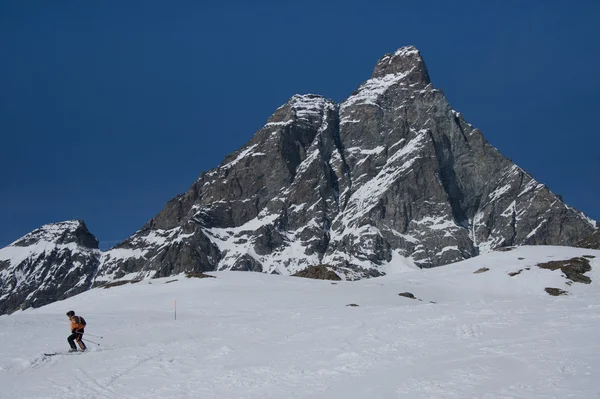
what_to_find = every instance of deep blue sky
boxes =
[1,1,599,250]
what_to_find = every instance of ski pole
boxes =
[76,331,103,339]
[83,338,101,346]
[84,333,103,339]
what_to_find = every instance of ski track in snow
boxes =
[0,246,599,398]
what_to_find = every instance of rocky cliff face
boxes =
[1,46,597,314]
[0,220,101,314]
[578,229,600,249]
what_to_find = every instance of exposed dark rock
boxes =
[102,280,141,289]
[346,303,359,307]
[508,269,523,277]
[398,292,416,299]
[494,247,515,252]
[473,267,489,274]
[537,257,592,284]
[545,287,569,296]
[293,265,341,281]
[231,255,263,272]
[577,229,600,249]
[185,272,216,279]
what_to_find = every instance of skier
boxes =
[66,310,87,352]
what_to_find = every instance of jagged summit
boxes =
[371,45,430,85]
[341,46,431,117]
[11,219,99,249]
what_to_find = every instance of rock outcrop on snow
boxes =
[1,46,596,314]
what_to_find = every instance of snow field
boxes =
[0,246,599,398]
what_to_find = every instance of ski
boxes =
[44,351,85,356]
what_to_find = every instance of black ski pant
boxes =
[68,329,87,350]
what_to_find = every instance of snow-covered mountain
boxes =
[0,220,101,314]
[95,45,595,278]
[1,246,599,398]
[1,45,597,314]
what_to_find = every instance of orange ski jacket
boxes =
[69,315,86,330]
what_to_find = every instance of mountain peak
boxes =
[0,219,101,314]
[371,45,430,84]
[12,219,99,249]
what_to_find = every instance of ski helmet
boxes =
[66,310,75,317]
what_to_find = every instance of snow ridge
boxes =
[341,67,415,110]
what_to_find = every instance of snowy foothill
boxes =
[1,246,599,398]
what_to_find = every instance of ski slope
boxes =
[1,246,599,398]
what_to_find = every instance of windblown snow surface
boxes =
[1,246,599,399]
